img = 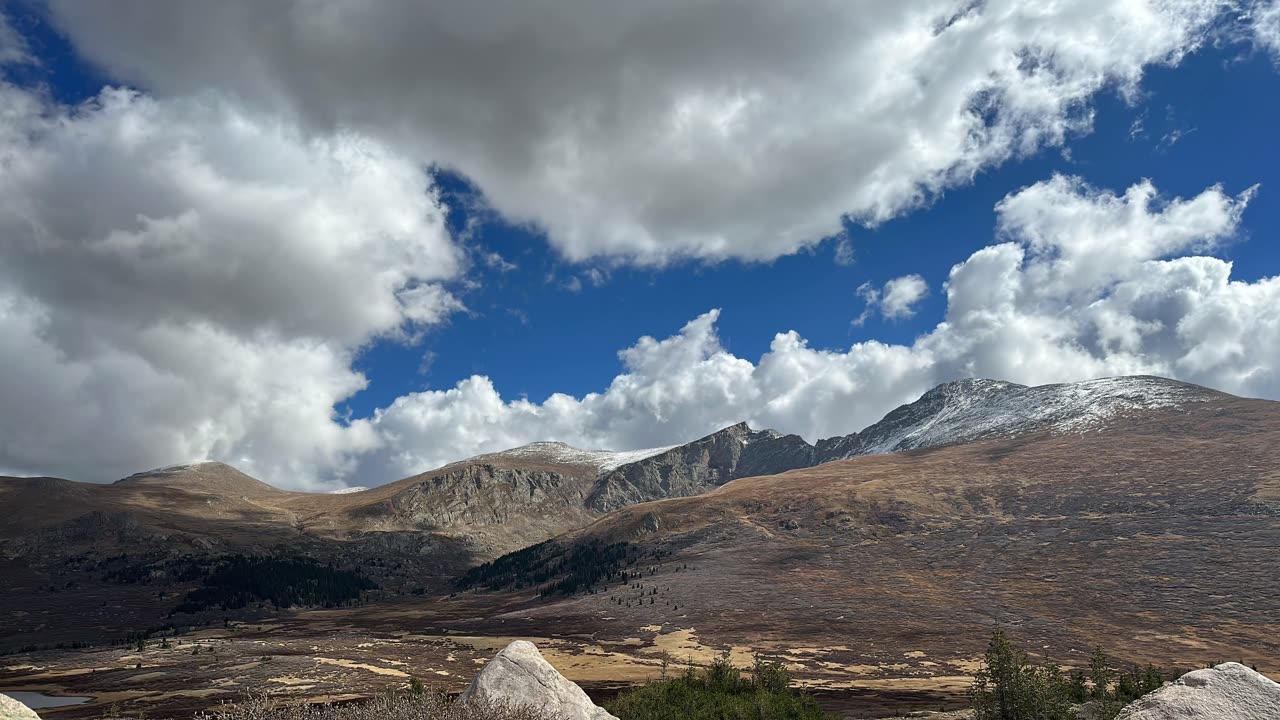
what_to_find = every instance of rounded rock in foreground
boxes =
[1116,662,1280,720]
[0,694,41,720]
[460,640,618,720]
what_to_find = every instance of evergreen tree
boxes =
[970,629,1073,720]
[1089,647,1113,702]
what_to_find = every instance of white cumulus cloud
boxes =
[0,81,460,488]
[2,4,1278,490]
[854,274,930,324]
[45,0,1240,264]
[354,176,1272,483]
[882,275,931,320]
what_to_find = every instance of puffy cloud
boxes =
[882,275,930,319]
[0,81,460,488]
[46,0,1237,263]
[3,4,1277,490]
[853,274,930,324]
[359,311,761,479]
[926,175,1257,385]
[1253,1,1280,57]
[357,176,1274,481]
[0,87,1270,487]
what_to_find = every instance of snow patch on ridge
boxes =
[483,441,678,474]
[852,375,1213,457]
[149,461,221,474]
[740,428,783,445]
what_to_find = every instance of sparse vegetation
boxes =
[970,628,1168,720]
[0,640,92,656]
[605,651,833,720]
[172,556,377,614]
[455,539,670,597]
[103,554,211,584]
[196,692,551,720]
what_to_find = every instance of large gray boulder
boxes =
[460,640,618,720]
[0,694,41,720]
[1116,662,1280,719]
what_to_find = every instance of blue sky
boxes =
[346,46,1280,414]
[2,2,1279,488]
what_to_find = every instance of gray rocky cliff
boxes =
[586,422,815,511]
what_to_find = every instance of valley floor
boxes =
[0,594,977,719]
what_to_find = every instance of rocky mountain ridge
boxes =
[585,375,1220,509]
[454,387,1280,713]
[0,375,1275,720]
[0,375,1227,575]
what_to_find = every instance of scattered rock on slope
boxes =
[1115,662,1280,719]
[0,694,40,720]
[460,640,618,720]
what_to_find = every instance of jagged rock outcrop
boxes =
[587,376,1218,510]
[0,694,41,720]
[586,422,815,511]
[351,463,595,529]
[1115,662,1280,719]
[460,640,618,720]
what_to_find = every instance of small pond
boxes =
[3,691,93,709]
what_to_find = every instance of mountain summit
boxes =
[823,374,1217,460]
[587,375,1221,509]
[113,461,285,497]
[0,375,1228,574]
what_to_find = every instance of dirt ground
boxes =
[0,592,975,720]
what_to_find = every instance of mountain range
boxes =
[0,375,1217,567]
[476,381,1280,701]
[2,373,1278,719]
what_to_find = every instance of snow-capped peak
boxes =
[844,375,1216,458]
[328,486,368,494]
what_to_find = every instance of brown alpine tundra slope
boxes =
[437,393,1280,713]
[1,380,1277,717]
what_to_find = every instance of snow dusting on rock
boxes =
[144,461,222,474]
[845,375,1216,458]
[477,441,677,475]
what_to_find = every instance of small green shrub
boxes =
[606,651,832,720]
[970,630,1168,720]
[197,692,550,720]
[753,655,793,695]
